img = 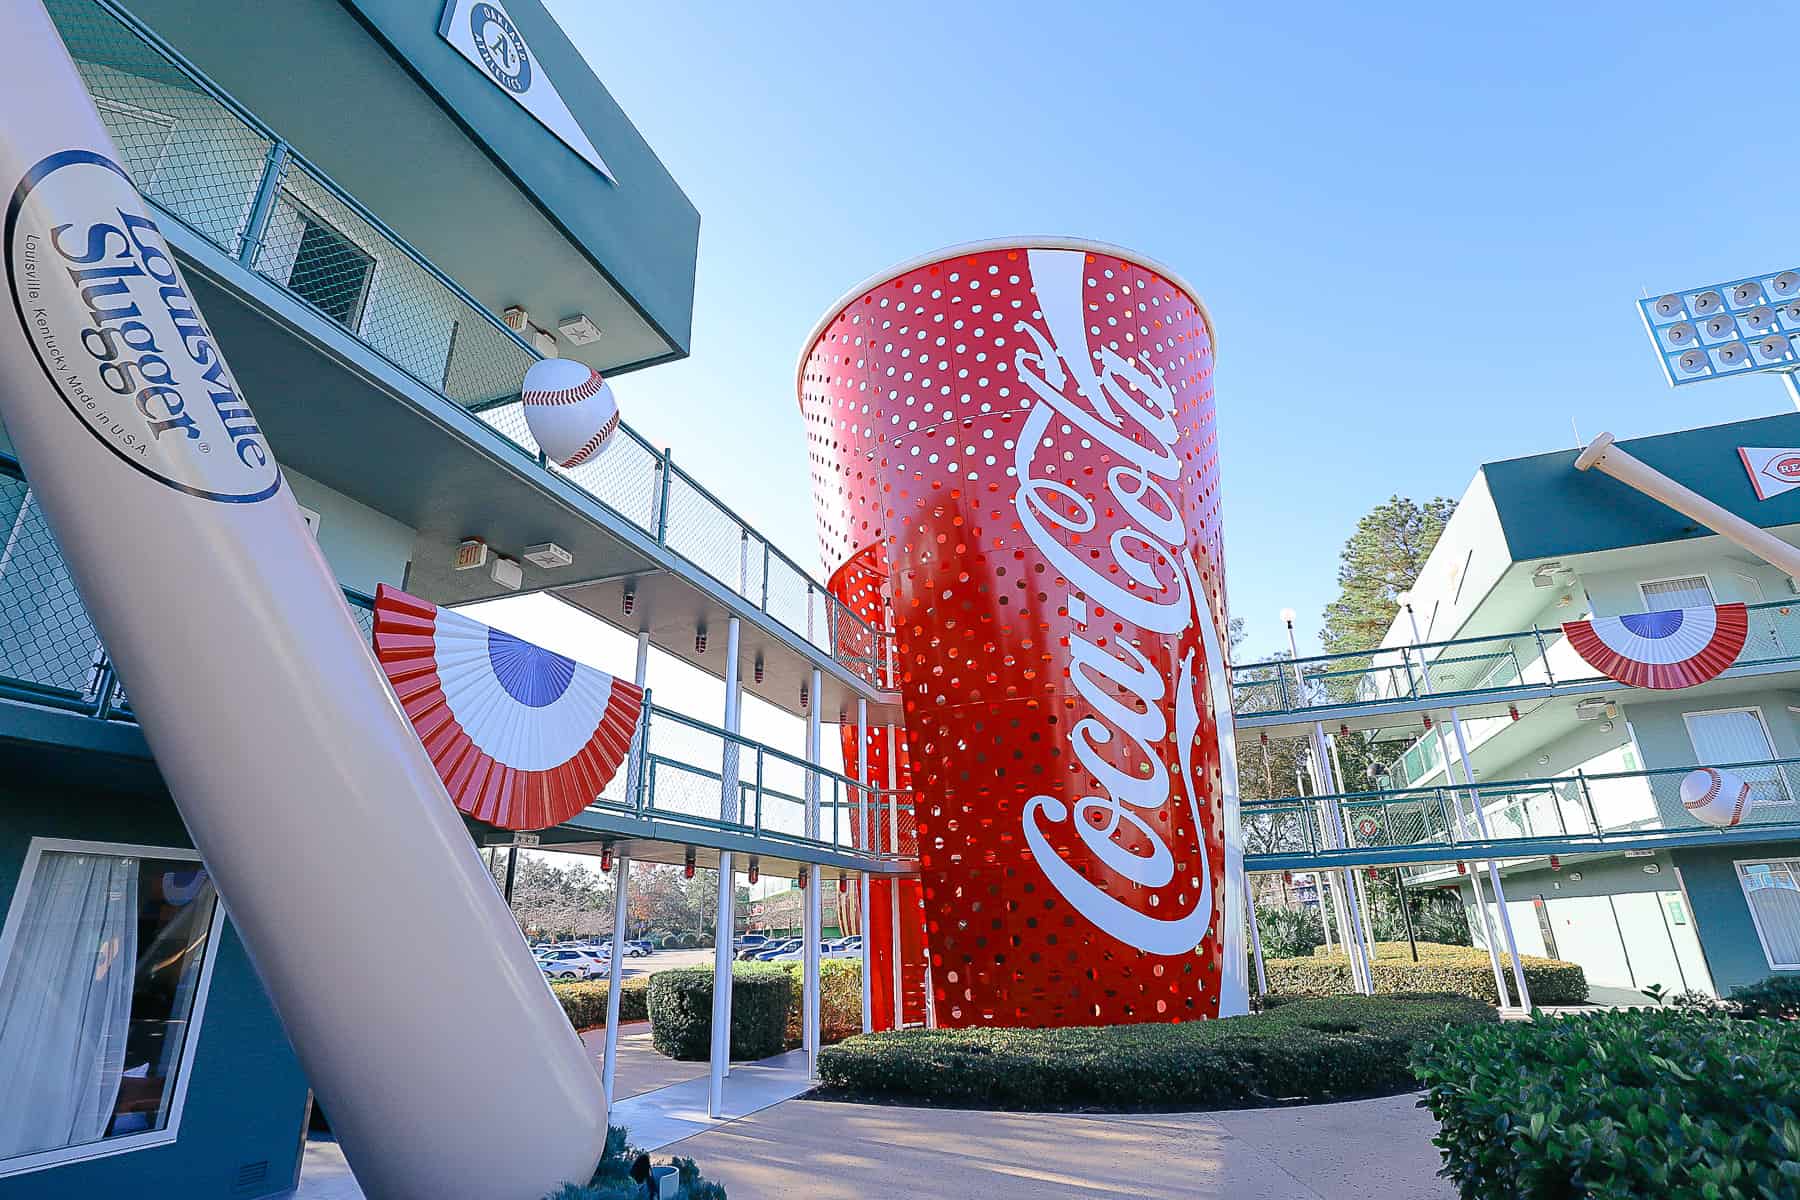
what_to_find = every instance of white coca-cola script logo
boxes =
[1011,248,1234,956]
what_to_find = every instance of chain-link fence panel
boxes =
[0,473,104,702]
[51,0,273,258]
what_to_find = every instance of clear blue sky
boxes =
[546,1,1799,660]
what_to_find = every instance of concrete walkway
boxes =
[662,1091,1455,1199]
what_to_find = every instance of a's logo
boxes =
[5,151,279,503]
[1738,446,1800,501]
[470,2,531,94]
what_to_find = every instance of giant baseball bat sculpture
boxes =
[1575,433,1800,579]
[0,7,605,1198]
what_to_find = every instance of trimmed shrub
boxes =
[1729,974,1800,1020]
[817,993,1494,1110]
[1415,1009,1800,1198]
[660,935,679,950]
[648,965,789,1061]
[1273,941,1587,1006]
[779,960,863,1047]
[551,977,651,1030]
[678,932,700,950]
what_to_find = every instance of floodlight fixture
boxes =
[1639,266,1800,404]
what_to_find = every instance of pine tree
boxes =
[1320,495,1456,655]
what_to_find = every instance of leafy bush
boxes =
[1729,974,1800,1020]
[1255,905,1323,958]
[648,965,789,1061]
[1415,1009,1800,1198]
[550,977,651,1030]
[779,960,863,1047]
[1273,941,1587,1006]
[545,1124,727,1199]
[660,935,679,950]
[817,993,1494,1110]
[678,932,700,950]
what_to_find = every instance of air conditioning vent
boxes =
[233,1159,270,1195]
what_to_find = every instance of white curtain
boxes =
[1741,861,1800,968]
[1686,709,1786,803]
[0,851,138,1159]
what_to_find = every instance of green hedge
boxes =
[1270,941,1587,1006]
[648,965,789,1061]
[817,993,1494,1110]
[550,977,650,1031]
[1415,1009,1800,1198]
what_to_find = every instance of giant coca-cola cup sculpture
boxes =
[799,240,1246,1027]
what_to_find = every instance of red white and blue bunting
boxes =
[372,585,643,830]
[1561,603,1748,690]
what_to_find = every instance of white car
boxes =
[823,937,861,960]
[535,948,606,980]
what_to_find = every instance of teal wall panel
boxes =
[1675,841,1800,996]
[0,783,307,1200]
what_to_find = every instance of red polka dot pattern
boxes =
[801,244,1234,1028]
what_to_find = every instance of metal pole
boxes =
[1246,877,1268,995]
[1394,869,1419,962]
[706,849,733,1117]
[1329,733,1381,965]
[708,616,744,1116]
[804,668,823,1078]
[857,699,873,1034]
[1450,709,1532,1010]
[887,724,902,1029]
[503,846,518,906]
[602,853,629,1102]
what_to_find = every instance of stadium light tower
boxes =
[1639,268,1800,408]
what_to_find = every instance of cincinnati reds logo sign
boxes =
[471,2,531,93]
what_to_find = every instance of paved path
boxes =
[661,1091,1455,1200]
[579,1023,708,1101]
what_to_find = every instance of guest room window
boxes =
[1737,859,1800,970]
[0,839,224,1177]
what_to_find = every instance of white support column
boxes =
[708,618,743,1116]
[707,850,733,1118]
[1450,709,1532,1010]
[1326,733,1381,966]
[857,699,873,1035]
[623,632,652,808]
[601,853,629,1102]
[803,668,823,1078]
[887,724,902,1029]
[1246,876,1268,996]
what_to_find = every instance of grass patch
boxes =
[816,993,1495,1111]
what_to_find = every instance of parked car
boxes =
[753,938,802,961]
[736,936,778,961]
[623,940,652,958]
[534,948,606,980]
[822,937,861,960]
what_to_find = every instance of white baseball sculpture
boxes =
[1680,767,1754,828]
[522,357,620,467]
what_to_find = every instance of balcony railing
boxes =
[46,0,890,689]
[0,453,909,861]
[1241,756,1800,863]
[1231,600,1800,721]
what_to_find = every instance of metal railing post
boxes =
[1533,625,1554,685]
[91,659,117,719]
[655,450,673,544]
[754,747,764,836]
[1399,648,1419,701]
[236,140,289,267]
[761,542,771,611]
[1576,769,1602,837]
